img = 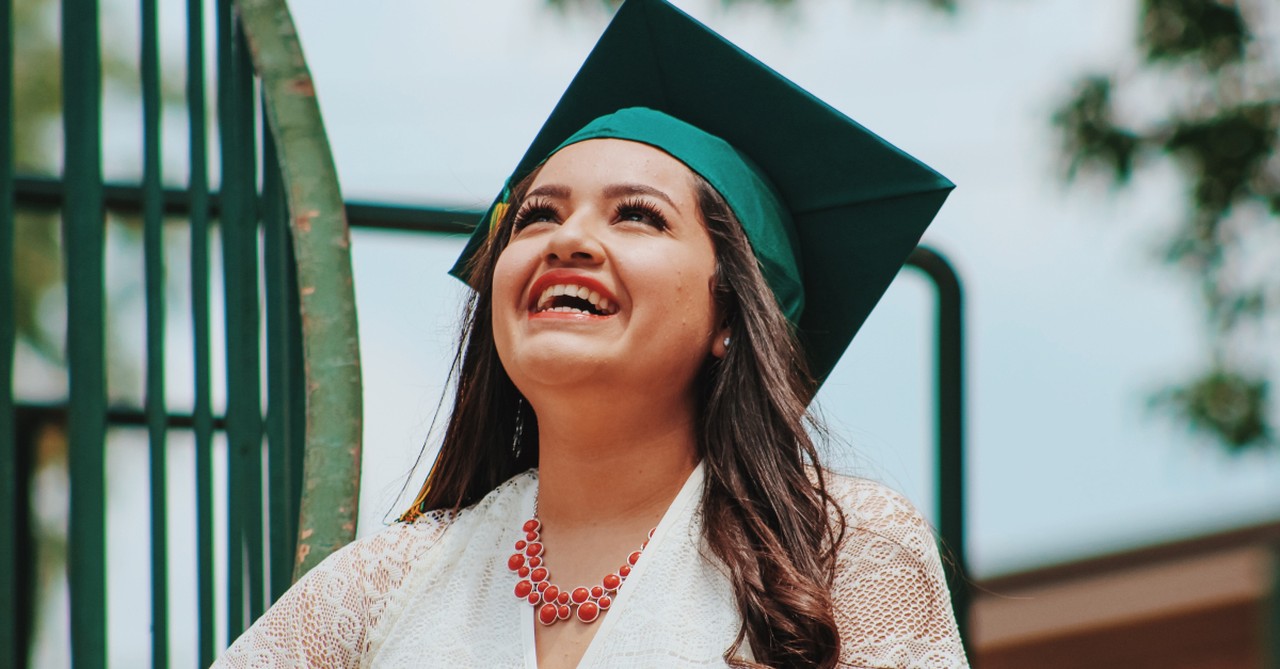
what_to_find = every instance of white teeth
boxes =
[534,283,618,315]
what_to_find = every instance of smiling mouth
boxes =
[533,283,619,316]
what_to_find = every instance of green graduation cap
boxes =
[450,0,954,386]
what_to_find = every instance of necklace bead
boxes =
[509,517,654,626]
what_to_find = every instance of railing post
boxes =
[0,0,20,664]
[186,0,217,662]
[140,0,170,664]
[906,245,972,661]
[62,0,108,665]
[262,123,307,601]
[218,0,266,635]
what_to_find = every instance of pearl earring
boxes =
[722,336,731,348]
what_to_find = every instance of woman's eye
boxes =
[526,209,558,223]
[616,200,668,229]
[512,202,560,230]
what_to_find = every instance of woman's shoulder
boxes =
[213,474,537,667]
[353,468,537,558]
[212,512,457,667]
[819,470,941,565]
[298,509,458,605]
[820,469,925,521]
[349,509,455,567]
[334,468,537,574]
[818,471,971,667]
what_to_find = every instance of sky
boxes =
[16,0,1280,665]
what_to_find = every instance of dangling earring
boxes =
[512,397,526,459]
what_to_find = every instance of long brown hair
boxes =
[402,166,845,668]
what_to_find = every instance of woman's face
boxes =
[491,138,726,401]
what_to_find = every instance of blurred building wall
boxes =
[971,523,1277,668]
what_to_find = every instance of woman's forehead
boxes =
[533,138,699,200]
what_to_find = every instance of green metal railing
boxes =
[142,0,169,662]
[219,3,266,637]
[906,246,971,656]
[0,0,16,665]
[187,0,217,660]
[2,0,356,665]
[62,1,109,666]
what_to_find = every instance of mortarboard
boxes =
[449,0,954,387]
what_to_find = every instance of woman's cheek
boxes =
[491,245,526,310]
[490,250,525,351]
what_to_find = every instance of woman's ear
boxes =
[711,325,732,359]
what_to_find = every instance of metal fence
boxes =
[2,0,310,665]
[0,1,971,667]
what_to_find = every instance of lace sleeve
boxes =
[211,513,449,669]
[828,476,969,669]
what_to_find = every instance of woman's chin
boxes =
[506,347,615,390]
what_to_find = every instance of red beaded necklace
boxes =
[508,517,655,626]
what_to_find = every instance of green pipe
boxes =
[262,127,298,600]
[286,243,307,589]
[234,21,267,624]
[13,174,480,235]
[217,0,265,634]
[187,0,216,659]
[214,0,243,636]
[234,0,363,581]
[0,0,20,663]
[140,0,170,664]
[906,247,971,660]
[62,0,108,665]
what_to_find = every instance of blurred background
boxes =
[5,0,1280,666]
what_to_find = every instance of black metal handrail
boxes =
[13,175,477,234]
[906,246,970,654]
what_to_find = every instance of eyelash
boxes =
[615,198,669,230]
[512,197,561,230]
[510,197,669,231]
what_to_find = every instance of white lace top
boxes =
[212,465,968,668]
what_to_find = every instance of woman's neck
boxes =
[530,389,700,527]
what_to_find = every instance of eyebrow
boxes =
[525,184,571,200]
[601,183,677,208]
[524,182,677,209]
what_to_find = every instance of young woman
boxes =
[215,2,966,667]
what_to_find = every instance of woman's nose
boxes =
[543,213,604,265]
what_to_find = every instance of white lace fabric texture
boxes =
[213,470,968,668]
